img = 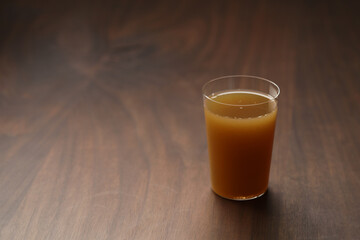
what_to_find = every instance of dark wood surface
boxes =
[1,0,360,239]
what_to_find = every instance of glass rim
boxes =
[202,75,280,107]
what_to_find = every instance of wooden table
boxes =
[1,0,359,239]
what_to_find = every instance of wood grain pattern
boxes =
[1,0,360,239]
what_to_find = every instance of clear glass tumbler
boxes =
[203,75,280,200]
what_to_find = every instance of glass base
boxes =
[212,188,267,201]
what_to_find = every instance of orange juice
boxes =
[204,90,277,200]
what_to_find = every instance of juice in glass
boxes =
[203,76,279,200]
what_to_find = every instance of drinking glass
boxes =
[203,75,280,200]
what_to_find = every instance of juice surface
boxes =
[204,90,277,200]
